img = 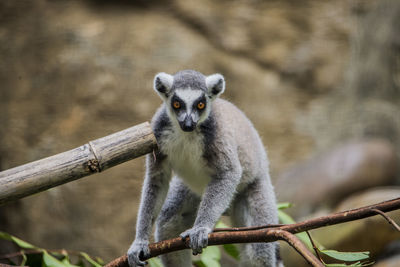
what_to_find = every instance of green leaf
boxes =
[277,210,295,224]
[320,250,370,262]
[222,243,240,260]
[277,202,293,210]
[79,252,102,267]
[42,251,68,267]
[325,261,374,267]
[60,253,80,267]
[61,258,72,266]
[295,232,313,250]
[0,231,13,241]
[95,257,104,266]
[0,231,36,249]
[148,257,163,267]
[196,246,221,267]
[13,237,37,249]
[325,264,349,267]
[203,246,221,261]
[215,221,229,228]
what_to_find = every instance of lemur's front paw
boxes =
[127,240,150,267]
[180,226,212,255]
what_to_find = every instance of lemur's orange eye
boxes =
[197,102,205,110]
[173,101,181,109]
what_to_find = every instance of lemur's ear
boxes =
[154,72,174,99]
[206,74,225,99]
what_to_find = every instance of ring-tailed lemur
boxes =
[127,70,281,267]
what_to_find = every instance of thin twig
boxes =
[371,208,400,232]
[306,231,324,263]
[271,229,324,267]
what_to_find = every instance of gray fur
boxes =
[128,70,280,267]
[172,70,208,92]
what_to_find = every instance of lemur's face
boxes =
[153,70,225,132]
[169,89,209,132]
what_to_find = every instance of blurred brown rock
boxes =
[375,255,400,267]
[300,0,400,161]
[276,140,398,217]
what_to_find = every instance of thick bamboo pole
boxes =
[0,122,157,205]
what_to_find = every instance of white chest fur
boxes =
[159,129,212,195]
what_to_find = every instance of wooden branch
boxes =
[105,197,400,267]
[0,122,157,205]
[371,208,400,231]
[271,229,324,267]
[306,231,324,263]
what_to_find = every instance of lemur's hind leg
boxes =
[232,176,280,267]
[155,177,200,267]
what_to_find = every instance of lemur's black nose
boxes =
[181,116,196,132]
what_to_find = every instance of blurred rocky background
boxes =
[0,0,399,266]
